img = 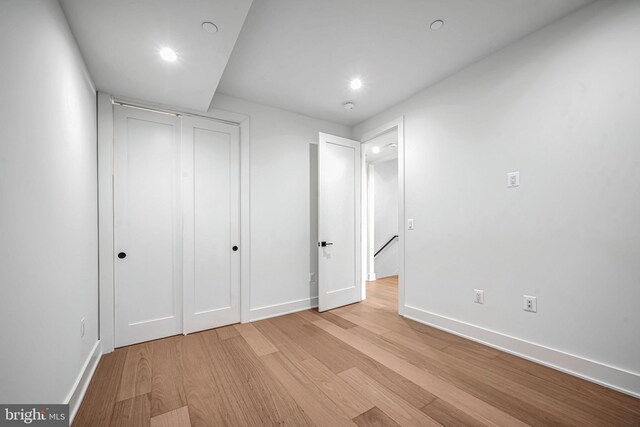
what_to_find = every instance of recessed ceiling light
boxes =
[350,78,363,90]
[372,146,381,154]
[202,22,218,33]
[387,142,398,148]
[430,19,444,31]
[343,101,355,110]
[159,47,177,62]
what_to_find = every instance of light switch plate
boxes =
[507,171,520,188]
[408,219,414,230]
[474,289,484,304]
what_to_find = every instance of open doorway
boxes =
[361,122,402,314]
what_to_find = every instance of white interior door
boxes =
[318,133,362,311]
[182,116,240,334]
[114,105,182,347]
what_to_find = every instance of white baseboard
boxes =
[65,340,102,423]
[249,296,318,322]
[403,305,640,398]
[367,273,376,281]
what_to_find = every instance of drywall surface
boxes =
[0,0,98,403]
[353,0,640,393]
[373,159,399,278]
[210,94,351,318]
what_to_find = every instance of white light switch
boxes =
[507,171,520,188]
[408,219,414,230]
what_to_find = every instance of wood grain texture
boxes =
[234,322,278,356]
[353,407,401,427]
[150,336,186,417]
[74,278,640,426]
[116,342,152,402]
[150,406,191,427]
[110,394,150,427]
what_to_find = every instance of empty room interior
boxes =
[2,0,640,426]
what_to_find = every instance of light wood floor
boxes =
[74,276,640,426]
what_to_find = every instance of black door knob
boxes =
[117,252,127,259]
[232,246,239,251]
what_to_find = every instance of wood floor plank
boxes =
[352,327,565,426]
[272,312,437,409]
[150,406,191,427]
[215,324,240,340]
[75,278,640,427]
[332,310,390,335]
[235,322,278,356]
[317,311,358,329]
[261,351,357,426]
[297,357,375,418]
[116,342,153,402]
[73,349,127,427]
[313,318,529,427]
[421,398,486,427]
[179,333,227,427]
[216,335,313,426]
[253,317,314,363]
[110,394,151,427]
[339,367,440,427]
[353,407,401,427]
[295,309,324,323]
[150,336,186,417]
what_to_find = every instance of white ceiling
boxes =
[217,0,593,125]
[60,0,253,111]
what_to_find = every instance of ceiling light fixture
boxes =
[343,101,355,110]
[430,19,444,31]
[372,146,381,154]
[159,47,178,62]
[350,78,363,90]
[202,22,218,33]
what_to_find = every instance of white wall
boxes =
[353,0,640,395]
[210,94,351,319]
[0,0,98,404]
[373,159,398,278]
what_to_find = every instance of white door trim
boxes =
[360,117,405,314]
[97,92,251,353]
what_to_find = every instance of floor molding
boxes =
[403,304,640,398]
[66,340,102,423]
[249,296,318,322]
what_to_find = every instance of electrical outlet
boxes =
[523,295,537,313]
[80,317,86,338]
[474,289,484,304]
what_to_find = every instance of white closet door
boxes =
[114,105,182,347]
[318,133,362,311]
[182,116,240,334]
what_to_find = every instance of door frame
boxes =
[97,93,251,353]
[359,117,405,315]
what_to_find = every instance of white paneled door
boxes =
[114,106,182,347]
[318,133,362,311]
[182,116,240,334]
[113,105,240,347]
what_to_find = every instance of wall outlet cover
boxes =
[523,295,537,312]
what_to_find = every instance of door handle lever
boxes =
[318,241,333,247]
